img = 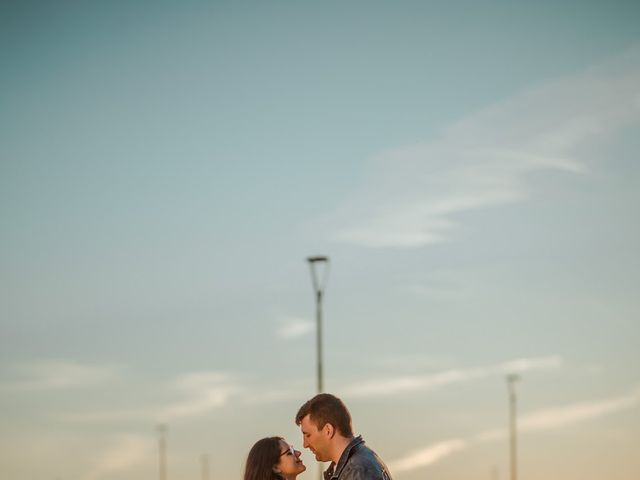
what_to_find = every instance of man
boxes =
[295,393,392,480]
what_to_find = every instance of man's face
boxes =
[300,414,331,462]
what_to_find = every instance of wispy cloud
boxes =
[83,434,152,480]
[373,353,455,370]
[157,371,239,420]
[476,387,640,442]
[342,355,562,398]
[390,386,640,474]
[519,387,640,432]
[388,439,468,473]
[240,389,301,405]
[275,316,315,340]
[60,370,310,424]
[1,359,118,391]
[62,371,240,423]
[322,48,640,248]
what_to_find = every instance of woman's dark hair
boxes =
[244,436,285,480]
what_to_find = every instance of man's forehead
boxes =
[300,414,319,430]
[300,414,329,432]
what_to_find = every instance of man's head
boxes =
[295,393,354,462]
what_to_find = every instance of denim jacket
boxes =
[323,436,392,480]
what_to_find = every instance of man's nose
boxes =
[303,438,309,448]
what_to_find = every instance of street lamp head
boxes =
[307,256,329,263]
[506,374,521,384]
[307,256,330,294]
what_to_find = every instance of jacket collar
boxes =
[324,436,364,480]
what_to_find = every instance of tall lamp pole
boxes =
[157,424,167,480]
[201,454,210,480]
[307,256,329,394]
[506,374,520,480]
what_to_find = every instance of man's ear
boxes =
[324,423,336,438]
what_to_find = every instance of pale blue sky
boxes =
[1,2,640,480]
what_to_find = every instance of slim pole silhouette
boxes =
[315,286,323,393]
[506,375,520,480]
[307,256,329,394]
[307,256,329,480]
[201,454,210,480]
[157,424,167,480]
[491,464,500,480]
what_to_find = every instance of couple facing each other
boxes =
[244,393,392,480]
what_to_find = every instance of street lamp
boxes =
[157,424,167,480]
[201,454,210,480]
[506,374,520,480]
[307,256,330,394]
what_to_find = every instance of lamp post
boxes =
[201,454,210,480]
[506,374,520,480]
[157,424,167,480]
[307,256,329,394]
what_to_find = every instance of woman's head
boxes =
[244,437,306,480]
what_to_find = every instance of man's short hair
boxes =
[295,393,353,438]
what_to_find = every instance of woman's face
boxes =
[275,439,306,478]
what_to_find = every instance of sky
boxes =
[1,1,639,480]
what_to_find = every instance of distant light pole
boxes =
[307,255,330,480]
[157,424,167,480]
[201,454,210,480]
[491,465,500,480]
[307,256,329,394]
[506,375,520,480]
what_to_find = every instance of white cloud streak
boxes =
[391,386,640,474]
[477,387,640,442]
[373,353,455,370]
[157,371,239,420]
[388,439,468,473]
[520,387,640,431]
[323,48,640,248]
[1,359,118,391]
[61,371,240,423]
[83,434,152,480]
[276,316,315,340]
[62,356,558,423]
[342,355,562,398]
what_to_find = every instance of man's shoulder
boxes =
[342,443,392,480]
[349,441,378,460]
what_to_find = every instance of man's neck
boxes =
[330,435,355,465]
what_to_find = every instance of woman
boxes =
[244,436,306,480]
